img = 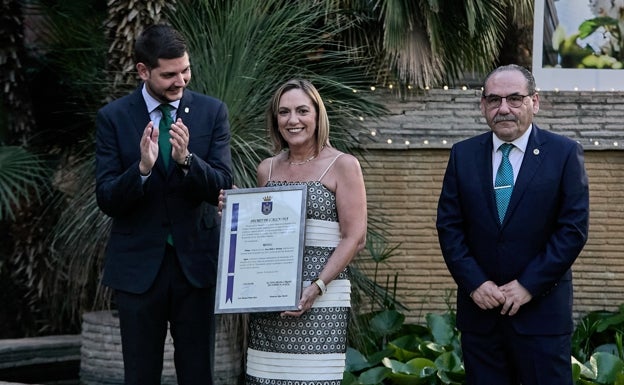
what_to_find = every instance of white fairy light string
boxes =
[351,84,623,149]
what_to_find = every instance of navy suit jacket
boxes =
[436,125,589,335]
[95,86,232,294]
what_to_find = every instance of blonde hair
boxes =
[266,79,330,154]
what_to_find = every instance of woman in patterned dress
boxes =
[242,79,368,385]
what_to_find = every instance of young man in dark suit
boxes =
[436,64,589,385]
[95,24,232,384]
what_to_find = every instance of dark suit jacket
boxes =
[95,86,232,294]
[436,125,589,335]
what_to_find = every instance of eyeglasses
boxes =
[482,94,533,109]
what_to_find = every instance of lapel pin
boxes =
[533,148,540,155]
[184,107,190,113]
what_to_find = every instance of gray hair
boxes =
[482,64,536,95]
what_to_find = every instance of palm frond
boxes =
[0,146,49,221]
[170,0,387,187]
[505,0,534,27]
[24,0,108,148]
[45,154,112,331]
[359,0,533,87]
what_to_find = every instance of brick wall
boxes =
[355,90,624,324]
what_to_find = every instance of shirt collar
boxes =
[493,124,532,153]
[142,84,181,113]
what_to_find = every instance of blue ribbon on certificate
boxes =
[226,203,239,303]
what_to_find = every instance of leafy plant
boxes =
[570,305,624,384]
[345,309,464,385]
[42,0,390,332]
[0,145,51,336]
[573,305,624,362]
[0,146,49,222]
[171,0,387,187]
[347,303,624,384]
[318,0,533,89]
[2,0,536,339]
[351,231,405,313]
[550,7,624,70]
[349,230,407,358]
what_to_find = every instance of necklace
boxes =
[288,153,317,165]
[287,145,325,165]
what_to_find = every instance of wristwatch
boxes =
[178,153,194,169]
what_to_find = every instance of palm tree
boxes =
[0,146,51,337]
[104,0,177,99]
[41,0,183,332]
[0,0,61,336]
[0,0,36,143]
[319,0,534,90]
[43,0,389,330]
[171,0,388,187]
[0,0,47,221]
[0,0,110,335]
[7,0,536,335]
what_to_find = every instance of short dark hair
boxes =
[134,24,188,69]
[483,64,536,95]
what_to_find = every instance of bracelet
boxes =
[313,278,327,296]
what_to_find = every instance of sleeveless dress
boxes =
[245,154,351,385]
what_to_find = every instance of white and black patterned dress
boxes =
[246,155,351,385]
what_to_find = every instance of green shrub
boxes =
[346,304,624,384]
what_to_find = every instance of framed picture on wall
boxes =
[532,0,624,91]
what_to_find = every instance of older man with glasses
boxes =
[436,64,589,385]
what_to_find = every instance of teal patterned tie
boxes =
[495,143,514,223]
[158,104,173,167]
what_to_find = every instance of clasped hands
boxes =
[139,119,190,174]
[470,280,532,316]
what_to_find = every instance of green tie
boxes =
[157,104,174,245]
[157,104,173,167]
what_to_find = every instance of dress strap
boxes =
[318,153,344,182]
[268,157,274,181]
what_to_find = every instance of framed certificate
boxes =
[215,185,307,313]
